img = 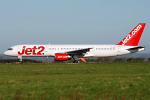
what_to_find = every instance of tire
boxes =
[73,60,79,63]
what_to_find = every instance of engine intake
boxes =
[55,53,71,61]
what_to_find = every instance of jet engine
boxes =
[55,53,71,61]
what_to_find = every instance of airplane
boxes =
[4,23,146,63]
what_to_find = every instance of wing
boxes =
[66,48,92,55]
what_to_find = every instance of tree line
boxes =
[84,57,150,63]
[0,59,42,63]
[1,57,150,64]
[53,57,150,63]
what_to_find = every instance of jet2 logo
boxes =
[122,25,142,45]
[18,46,45,55]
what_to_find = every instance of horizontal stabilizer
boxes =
[126,46,145,50]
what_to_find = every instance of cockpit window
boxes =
[8,48,13,50]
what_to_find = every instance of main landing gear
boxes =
[72,55,80,63]
[73,60,80,63]
[73,57,86,63]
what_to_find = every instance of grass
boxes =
[0,63,150,100]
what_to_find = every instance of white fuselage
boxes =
[4,44,144,57]
[3,23,146,63]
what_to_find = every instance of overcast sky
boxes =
[0,0,150,53]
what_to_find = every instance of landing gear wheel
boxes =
[73,60,80,63]
[20,61,23,64]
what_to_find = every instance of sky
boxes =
[0,0,150,53]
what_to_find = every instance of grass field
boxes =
[0,63,150,100]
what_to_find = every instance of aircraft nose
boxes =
[4,51,9,56]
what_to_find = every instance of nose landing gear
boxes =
[18,56,23,64]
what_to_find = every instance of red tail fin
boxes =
[117,23,146,46]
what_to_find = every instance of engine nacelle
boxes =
[55,53,71,61]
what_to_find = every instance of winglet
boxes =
[80,58,86,63]
[117,23,146,46]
